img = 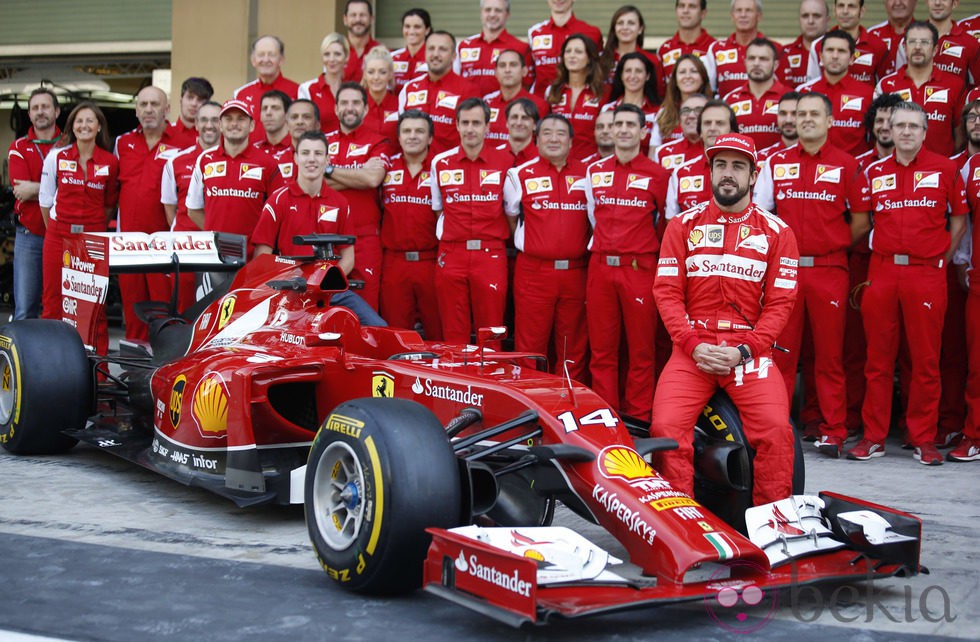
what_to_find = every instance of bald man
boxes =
[114,85,184,342]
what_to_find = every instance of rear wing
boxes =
[62,232,247,351]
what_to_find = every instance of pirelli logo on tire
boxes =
[324,414,364,439]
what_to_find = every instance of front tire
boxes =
[305,398,462,594]
[0,320,92,454]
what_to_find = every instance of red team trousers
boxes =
[380,251,442,340]
[436,242,508,344]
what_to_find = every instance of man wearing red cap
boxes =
[652,132,799,505]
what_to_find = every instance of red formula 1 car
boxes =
[0,232,923,626]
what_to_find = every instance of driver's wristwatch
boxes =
[736,344,751,365]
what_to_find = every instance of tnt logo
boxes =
[704,560,779,633]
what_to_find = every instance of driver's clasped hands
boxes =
[692,341,742,376]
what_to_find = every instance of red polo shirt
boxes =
[344,37,384,83]
[271,146,297,183]
[161,143,203,232]
[528,14,603,97]
[778,35,812,88]
[495,141,539,168]
[723,81,793,150]
[8,126,59,235]
[325,127,389,236]
[363,92,399,147]
[391,47,427,93]
[704,31,765,98]
[503,157,590,259]
[666,155,711,221]
[658,29,716,77]
[39,145,119,225]
[252,137,291,161]
[755,143,870,259]
[115,125,183,232]
[865,149,968,259]
[876,66,965,156]
[253,180,354,255]
[652,136,703,172]
[797,73,874,156]
[548,85,607,158]
[431,144,512,242]
[381,153,437,251]
[185,143,280,243]
[585,152,669,254]
[923,25,980,83]
[807,27,890,85]
[233,72,300,144]
[456,30,534,98]
[484,88,550,143]
[399,72,478,154]
[869,19,913,74]
[298,74,341,135]
[601,98,659,153]
[169,120,198,150]
[959,13,980,39]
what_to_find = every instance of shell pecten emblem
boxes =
[598,446,656,482]
[192,373,229,438]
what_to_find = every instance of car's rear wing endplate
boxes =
[84,231,247,273]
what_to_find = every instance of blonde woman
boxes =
[298,32,348,133]
[361,46,399,145]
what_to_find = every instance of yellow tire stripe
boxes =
[12,345,21,425]
[364,435,384,555]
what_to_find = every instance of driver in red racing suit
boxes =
[651,133,799,505]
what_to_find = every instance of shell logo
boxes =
[598,446,656,482]
[62,251,71,268]
[689,228,704,245]
[192,373,228,437]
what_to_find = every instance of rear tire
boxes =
[0,320,92,454]
[305,398,462,594]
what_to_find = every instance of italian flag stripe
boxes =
[704,532,735,560]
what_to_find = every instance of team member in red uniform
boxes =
[598,6,666,98]
[324,82,389,312]
[585,104,669,421]
[161,101,221,311]
[757,91,801,163]
[485,50,549,144]
[186,100,280,256]
[959,10,980,38]
[652,94,707,172]
[380,111,441,339]
[546,34,607,159]
[703,0,766,98]
[392,9,431,93]
[583,110,616,164]
[399,31,477,155]
[528,0,603,97]
[951,151,980,461]
[342,0,383,83]
[38,103,118,352]
[115,86,185,342]
[659,0,716,77]
[253,131,384,327]
[299,33,347,135]
[798,30,874,156]
[8,88,60,320]
[456,0,533,98]
[504,113,590,380]
[723,38,792,150]
[754,93,871,457]
[234,36,300,144]
[904,0,980,84]
[651,133,799,504]
[496,99,540,166]
[360,47,399,147]
[806,0,891,85]
[876,21,965,156]
[252,90,292,159]
[849,101,968,465]
[780,0,831,88]
[653,55,711,147]
[602,53,661,154]
[431,98,513,343]
[272,99,323,184]
[171,77,213,150]
[665,100,737,220]
[870,0,919,73]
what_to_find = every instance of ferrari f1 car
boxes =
[0,231,923,626]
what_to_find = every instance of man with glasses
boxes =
[651,94,708,172]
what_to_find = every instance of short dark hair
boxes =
[536,113,574,138]
[613,103,647,128]
[261,90,291,111]
[747,37,779,61]
[822,29,856,55]
[398,109,434,137]
[863,92,906,135]
[345,0,373,15]
[296,130,329,150]
[28,87,59,110]
[289,98,320,124]
[697,99,738,135]
[401,7,432,29]
[905,20,939,46]
[336,81,368,104]
[798,91,833,116]
[180,77,214,100]
[426,30,456,49]
[495,48,526,68]
[779,90,802,104]
[676,0,708,10]
[456,97,490,123]
[505,97,540,123]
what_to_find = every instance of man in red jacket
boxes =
[651,132,799,505]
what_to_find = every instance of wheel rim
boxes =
[312,441,367,551]
[0,351,17,425]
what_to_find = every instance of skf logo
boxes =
[773,163,800,179]
[679,176,704,193]
[406,90,427,107]
[716,49,737,63]
[531,34,552,50]
[58,159,78,172]
[169,375,187,429]
[925,87,949,104]
[204,161,226,177]
[439,170,464,186]
[841,95,864,112]
[524,177,552,194]
[384,170,404,185]
[730,100,752,115]
[192,373,229,437]
[871,173,896,193]
[814,165,842,184]
[372,371,394,398]
[914,171,941,190]
[459,47,480,61]
[318,206,339,222]
[480,170,501,186]
[218,295,236,329]
[591,172,614,187]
